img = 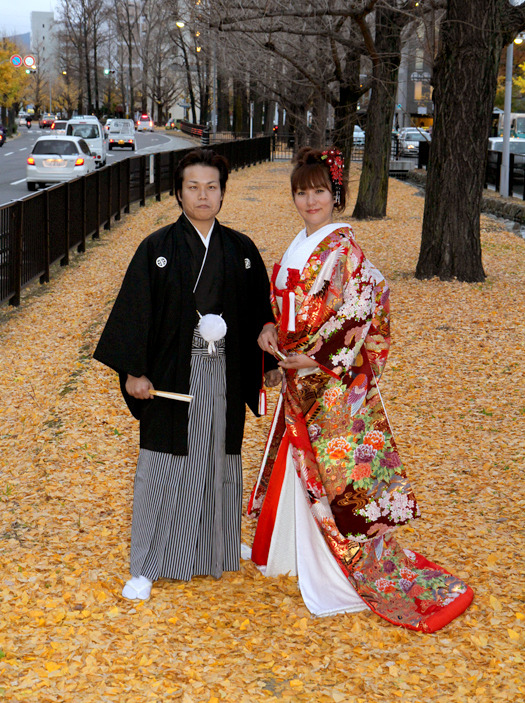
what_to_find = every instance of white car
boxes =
[136,114,154,132]
[26,135,96,191]
[488,136,525,154]
[108,120,136,151]
[65,116,107,167]
[50,120,68,135]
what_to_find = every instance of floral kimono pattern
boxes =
[249,226,473,632]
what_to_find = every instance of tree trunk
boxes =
[416,0,505,281]
[353,7,404,219]
[93,29,100,114]
[331,44,362,162]
[127,26,134,118]
[83,28,93,113]
[333,85,359,165]
[217,72,229,131]
[310,92,327,149]
[233,79,248,134]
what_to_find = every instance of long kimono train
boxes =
[249,223,474,632]
[131,331,242,581]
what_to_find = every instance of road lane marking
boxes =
[4,152,14,156]
[11,178,27,185]
[19,147,27,151]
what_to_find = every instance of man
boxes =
[94,148,278,600]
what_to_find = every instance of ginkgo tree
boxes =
[0,38,31,132]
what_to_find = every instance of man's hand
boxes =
[126,374,154,399]
[264,369,282,387]
[258,323,279,355]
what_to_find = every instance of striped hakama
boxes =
[129,329,242,581]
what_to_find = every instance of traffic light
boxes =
[104,69,115,75]
[25,69,36,74]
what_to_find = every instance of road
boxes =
[0,128,196,206]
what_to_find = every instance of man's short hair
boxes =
[174,148,230,207]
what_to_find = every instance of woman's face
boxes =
[293,184,334,235]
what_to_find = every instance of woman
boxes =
[252,147,473,632]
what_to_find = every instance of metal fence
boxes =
[268,134,408,164]
[485,150,525,199]
[0,136,272,306]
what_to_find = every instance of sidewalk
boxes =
[0,162,523,702]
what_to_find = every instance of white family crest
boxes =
[156,257,167,268]
[244,258,251,269]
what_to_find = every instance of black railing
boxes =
[0,137,272,306]
[269,133,404,163]
[485,150,525,200]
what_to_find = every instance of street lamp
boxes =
[501,34,524,197]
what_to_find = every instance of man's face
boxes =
[179,164,223,225]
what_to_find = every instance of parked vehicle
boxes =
[108,120,136,150]
[39,113,56,129]
[26,136,96,191]
[51,120,68,134]
[496,112,525,138]
[137,114,154,132]
[399,128,431,156]
[488,136,525,154]
[0,124,6,147]
[65,116,107,167]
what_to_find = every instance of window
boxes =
[68,125,99,139]
[33,140,79,155]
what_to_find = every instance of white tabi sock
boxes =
[122,575,153,600]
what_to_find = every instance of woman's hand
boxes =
[278,354,318,370]
[125,374,154,399]
[258,322,279,354]
[264,369,282,387]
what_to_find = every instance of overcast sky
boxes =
[1,0,56,37]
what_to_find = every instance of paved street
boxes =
[0,128,195,206]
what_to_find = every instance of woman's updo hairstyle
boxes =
[290,146,347,212]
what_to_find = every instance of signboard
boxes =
[410,71,431,83]
[23,55,36,68]
[10,54,22,67]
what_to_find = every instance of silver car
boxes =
[108,120,136,150]
[136,114,154,132]
[399,129,431,156]
[26,135,96,191]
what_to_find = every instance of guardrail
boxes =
[485,149,525,199]
[0,136,272,306]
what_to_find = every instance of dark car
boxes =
[0,124,6,147]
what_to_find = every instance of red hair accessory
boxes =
[321,148,344,204]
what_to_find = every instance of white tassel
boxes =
[258,389,267,415]
[198,313,227,354]
[287,292,296,332]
